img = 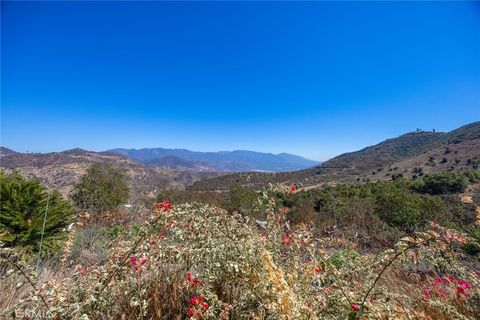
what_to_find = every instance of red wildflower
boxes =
[202,302,209,310]
[188,307,195,317]
[457,286,467,296]
[314,267,321,274]
[130,256,147,272]
[437,287,448,298]
[281,232,292,246]
[453,234,467,244]
[187,272,192,282]
[457,279,472,296]
[156,200,173,212]
[130,257,139,271]
[433,276,442,285]
[351,304,360,312]
[189,295,205,305]
[290,184,296,193]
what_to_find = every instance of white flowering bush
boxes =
[1,185,479,319]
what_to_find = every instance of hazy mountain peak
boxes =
[108,148,318,172]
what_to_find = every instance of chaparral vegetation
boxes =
[1,168,480,319]
[2,0,480,318]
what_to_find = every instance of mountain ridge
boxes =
[188,121,480,191]
[0,148,224,199]
[107,148,318,172]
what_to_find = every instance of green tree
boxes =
[414,172,469,195]
[70,163,129,212]
[225,184,258,217]
[0,171,75,256]
[374,184,441,231]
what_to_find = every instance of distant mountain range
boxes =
[188,121,480,191]
[0,147,318,199]
[0,148,223,199]
[107,148,319,172]
[3,121,478,196]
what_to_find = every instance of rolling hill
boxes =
[142,155,217,171]
[188,121,480,191]
[3,122,478,197]
[0,148,222,199]
[0,147,17,157]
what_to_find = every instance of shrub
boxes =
[412,167,423,174]
[69,224,112,265]
[70,163,129,212]
[278,190,318,225]
[224,184,259,217]
[414,172,469,195]
[375,186,428,231]
[1,185,478,320]
[155,189,225,208]
[0,171,75,256]
[309,183,405,245]
[391,173,403,181]
[462,241,480,255]
[463,169,480,183]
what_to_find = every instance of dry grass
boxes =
[1,186,479,319]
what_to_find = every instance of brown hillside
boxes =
[0,149,223,199]
[188,121,480,191]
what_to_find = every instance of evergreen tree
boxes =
[0,171,75,256]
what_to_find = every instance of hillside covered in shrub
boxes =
[190,121,480,192]
[1,173,480,319]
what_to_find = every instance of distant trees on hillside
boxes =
[412,171,472,195]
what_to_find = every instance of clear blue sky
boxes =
[1,1,479,161]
